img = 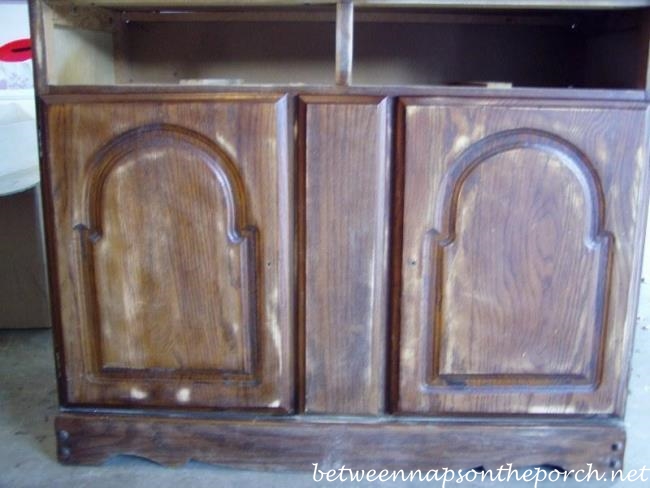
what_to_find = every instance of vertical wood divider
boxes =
[336,1,354,86]
[300,95,391,415]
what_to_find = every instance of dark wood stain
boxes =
[56,412,626,473]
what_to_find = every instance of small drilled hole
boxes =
[609,459,622,470]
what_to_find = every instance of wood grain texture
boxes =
[55,412,626,472]
[43,94,294,411]
[79,125,258,376]
[428,130,610,385]
[397,97,648,415]
[301,95,391,414]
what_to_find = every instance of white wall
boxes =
[0,1,30,45]
[0,0,32,90]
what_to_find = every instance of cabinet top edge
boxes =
[39,84,649,104]
[37,0,650,10]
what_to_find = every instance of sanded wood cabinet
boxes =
[43,96,294,410]
[31,0,650,474]
[396,98,648,416]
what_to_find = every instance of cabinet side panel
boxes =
[302,97,390,415]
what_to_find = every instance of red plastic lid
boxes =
[0,38,32,62]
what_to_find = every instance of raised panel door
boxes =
[397,97,648,415]
[43,94,294,411]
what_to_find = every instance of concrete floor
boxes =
[1,285,649,487]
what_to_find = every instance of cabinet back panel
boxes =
[355,22,574,87]
[354,12,648,89]
[120,20,336,85]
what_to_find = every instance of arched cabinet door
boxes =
[397,97,648,416]
[44,95,293,411]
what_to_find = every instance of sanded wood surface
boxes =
[301,96,391,414]
[27,0,650,474]
[397,97,648,415]
[42,94,294,411]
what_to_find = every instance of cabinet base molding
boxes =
[55,413,625,472]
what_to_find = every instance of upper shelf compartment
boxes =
[353,7,650,88]
[37,3,336,86]
[32,0,650,90]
